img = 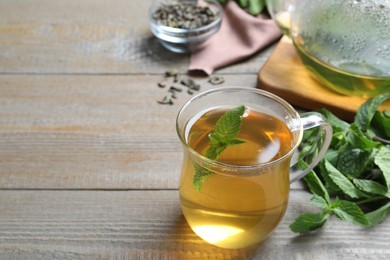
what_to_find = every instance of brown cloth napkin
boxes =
[189,1,282,75]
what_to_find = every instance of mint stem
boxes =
[193,105,246,191]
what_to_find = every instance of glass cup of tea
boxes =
[266,0,390,97]
[176,87,332,249]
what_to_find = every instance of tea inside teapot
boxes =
[269,0,390,97]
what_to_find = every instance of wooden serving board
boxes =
[257,36,390,121]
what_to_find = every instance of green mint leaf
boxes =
[371,110,390,139]
[208,134,222,146]
[249,0,265,16]
[303,169,330,203]
[193,165,215,192]
[225,139,246,146]
[332,198,370,226]
[347,123,380,150]
[298,127,322,164]
[318,108,350,133]
[213,105,246,141]
[290,211,329,234]
[336,147,375,178]
[353,179,390,198]
[324,148,339,166]
[310,194,330,209]
[324,160,367,199]
[354,93,390,132]
[365,202,390,226]
[375,146,390,188]
[216,0,228,5]
[299,145,314,160]
[193,105,246,191]
[318,160,342,196]
[236,0,249,9]
[205,144,225,161]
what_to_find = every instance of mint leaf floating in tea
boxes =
[193,105,246,191]
[291,94,390,234]
[209,105,246,154]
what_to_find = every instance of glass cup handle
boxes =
[290,112,333,183]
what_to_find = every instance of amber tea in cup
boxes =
[176,87,332,249]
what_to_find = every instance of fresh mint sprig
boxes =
[193,105,246,191]
[291,93,390,234]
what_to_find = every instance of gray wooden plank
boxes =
[1,74,272,189]
[0,190,388,259]
[0,0,274,75]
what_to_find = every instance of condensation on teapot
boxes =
[293,0,390,77]
[266,0,390,97]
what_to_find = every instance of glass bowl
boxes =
[149,0,223,53]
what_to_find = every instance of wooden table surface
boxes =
[0,0,389,259]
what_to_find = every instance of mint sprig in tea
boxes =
[179,105,294,249]
[176,87,332,249]
[192,105,246,191]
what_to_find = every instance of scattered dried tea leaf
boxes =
[157,80,166,88]
[165,69,178,78]
[169,86,183,92]
[157,71,204,104]
[157,95,174,105]
[208,75,224,85]
[180,78,195,87]
[189,83,201,91]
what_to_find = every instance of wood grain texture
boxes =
[0,74,262,189]
[258,37,390,121]
[0,0,273,75]
[1,0,388,258]
[0,190,388,260]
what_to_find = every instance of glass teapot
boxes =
[266,0,390,97]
